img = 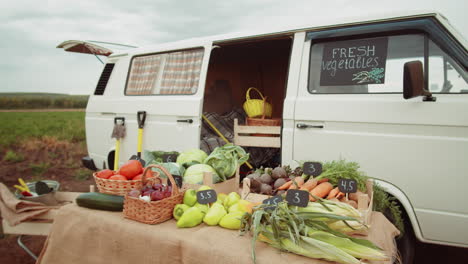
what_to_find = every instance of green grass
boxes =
[29,162,50,176]
[74,168,92,181]
[2,150,25,162]
[0,92,89,109]
[0,112,86,150]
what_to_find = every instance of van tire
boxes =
[383,204,415,264]
[107,151,115,171]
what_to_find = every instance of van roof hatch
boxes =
[57,40,137,63]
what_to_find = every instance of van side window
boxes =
[308,35,425,94]
[126,48,204,95]
[428,41,468,93]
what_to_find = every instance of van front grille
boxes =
[94,63,115,95]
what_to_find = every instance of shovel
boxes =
[130,111,146,167]
[111,117,126,171]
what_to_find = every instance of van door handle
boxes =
[177,119,193,124]
[297,123,324,129]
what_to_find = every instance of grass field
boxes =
[0,111,86,150]
[0,92,89,109]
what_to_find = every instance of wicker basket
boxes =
[93,172,158,196]
[243,87,272,118]
[123,164,184,225]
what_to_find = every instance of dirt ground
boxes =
[0,137,94,264]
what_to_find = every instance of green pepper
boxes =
[176,207,204,228]
[203,203,227,226]
[194,202,209,215]
[173,204,190,220]
[183,189,197,207]
[219,211,245,230]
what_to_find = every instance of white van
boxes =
[59,12,467,262]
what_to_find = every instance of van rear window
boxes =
[126,48,204,95]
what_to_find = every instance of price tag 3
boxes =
[338,179,357,193]
[162,154,179,163]
[286,190,309,207]
[262,195,283,210]
[196,189,217,204]
[303,162,323,177]
[167,175,183,188]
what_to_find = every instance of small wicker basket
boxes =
[123,164,184,225]
[93,172,156,196]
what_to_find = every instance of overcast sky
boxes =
[1,0,466,95]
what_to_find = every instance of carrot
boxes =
[336,192,345,200]
[309,182,333,201]
[294,177,305,187]
[277,180,292,190]
[326,187,339,199]
[300,178,318,191]
[317,178,329,184]
[288,184,297,190]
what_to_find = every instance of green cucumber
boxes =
[76,192,124,211]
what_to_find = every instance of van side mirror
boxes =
[403,61,436,101]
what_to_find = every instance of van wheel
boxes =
[107,151,115,171]
[384,207,415,264]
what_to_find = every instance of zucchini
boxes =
[76,192,124,211]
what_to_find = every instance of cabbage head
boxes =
[176,149,208,165]
[183,164,219,184]
[204,144,249,182]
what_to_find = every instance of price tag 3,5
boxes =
[262,195,283,210]
[167,175,183,189]
[303,162,323,177]
[285,190,309,207]
[338,179,357,193]
[196,189,217,204]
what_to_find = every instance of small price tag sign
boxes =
[162,154,179,163]
[167,175,183,188]
[196,189,217,204]
[303,162,322,176]
[262,195,283,210]
[338,179,357,193]
[286,190,309,207]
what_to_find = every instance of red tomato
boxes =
[118,160,143,180]
[132,170,154,181]
[96,169,114,179]
[109,174,128,181]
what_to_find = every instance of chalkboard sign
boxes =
[338,179,357,193]
[196,189,217,204]
[162,154,178,163]
[286,190,309,207]
[263,195,283,210]
[320,37,388,86]
[303,162,322,176]
[167,175,183,188]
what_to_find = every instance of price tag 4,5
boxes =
[262,195,283,210]
[285,190,309,207]
[338,179,357,193]
[196,189,217,204]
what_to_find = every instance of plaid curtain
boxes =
[126,55,162,95]
[159,49,204,94]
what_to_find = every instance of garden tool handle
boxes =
[137,111,146,129]
[114,117,125,125]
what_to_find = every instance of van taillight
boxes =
[94,63,115,95]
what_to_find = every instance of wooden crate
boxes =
[182,168,240,194]
[233,119,281,148]
[1,191,83,236]
[241,178,374,225]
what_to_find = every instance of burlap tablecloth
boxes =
[37,204,399,264]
